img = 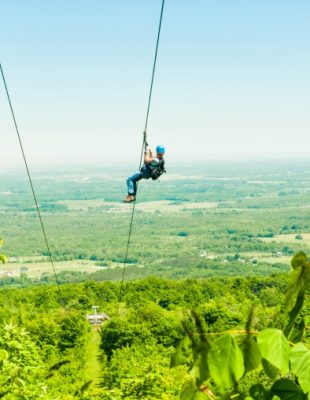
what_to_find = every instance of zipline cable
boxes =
[0,63,65,308]
[143,0,166,136]
[118,0,166,304]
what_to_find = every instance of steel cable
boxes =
[118,0,166,304]
[0,63,65,308]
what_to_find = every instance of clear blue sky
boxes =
[1,0,309,166]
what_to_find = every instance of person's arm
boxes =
[144,148,155,164]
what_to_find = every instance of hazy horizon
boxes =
[1,156,310,176]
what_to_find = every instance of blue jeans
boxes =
[127,165,151,195]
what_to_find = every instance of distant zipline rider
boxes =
[124,145,166,203]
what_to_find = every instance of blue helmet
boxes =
[156,145,166,154]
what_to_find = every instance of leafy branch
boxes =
[0,238,7,264]
[171,252,310,399]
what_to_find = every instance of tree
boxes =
[0,322,48,399]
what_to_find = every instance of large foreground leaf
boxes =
[285,251,309,311]
[262,359,279,381]
[257,329,290,373]
[170,336,192,367]
[290,343,310,394]
[181,380,196,400]
[207,334,244,389]
[181,380,208,400]
[249,383,270,400]
[291,252,308,270]
[239,335,261,372]
[271,378,306,400]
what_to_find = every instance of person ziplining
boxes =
[1,0,166,310]
[117,0,166,301]
[124,144,166,202]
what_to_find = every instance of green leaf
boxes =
[239,336,261,372]
[180,380,198,400]
[170,336,192,367]
[0,254,7,264]
[194,392,209,400]
[189,347,210,387]
[290,343,310,394]
[285,269,307,312]
[271,378,306,400]
[257,329,290,373]
[15,378,26,388]
[291,252,308,270]
[262,359,279,381]
[208,334,244,389]
[190,363,201,384]
[249,383,270,400]
[191,340,210,386]
[285,252,310,312]
[0,350,8,360]
[289,318,306,343]
[284,292,306,339]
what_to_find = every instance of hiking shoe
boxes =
[123,194,136,203]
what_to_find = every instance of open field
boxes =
[56,199,218,213]
[260,233,310,245]
[1,259,102,279]
[1,161,310,284]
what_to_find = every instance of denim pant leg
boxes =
[127,171,143,195]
